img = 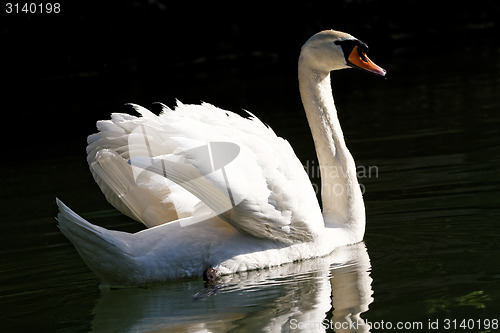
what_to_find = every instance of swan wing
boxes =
[122,102,324,243]
[87,110,201,227]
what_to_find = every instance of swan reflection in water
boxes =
[90,242,373,332]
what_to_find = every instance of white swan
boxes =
[57,30,385,286]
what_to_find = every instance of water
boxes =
[2,39,500,332]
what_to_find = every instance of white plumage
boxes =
[57,30,385,286]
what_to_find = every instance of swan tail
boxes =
[56,199,140,286]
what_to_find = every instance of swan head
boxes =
[300,30,386,76]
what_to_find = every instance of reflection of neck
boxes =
[329,243,373,333]
[298,59,365,240]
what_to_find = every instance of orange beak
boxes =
[348,46,386,77]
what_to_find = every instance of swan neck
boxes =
[298,61,365,241]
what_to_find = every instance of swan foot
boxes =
[192,268,221,300]
[203,267,218,287]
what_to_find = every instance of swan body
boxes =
[57,30,385,286]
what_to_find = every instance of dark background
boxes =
[1,0,499,159]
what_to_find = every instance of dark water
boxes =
[2,17,500,333]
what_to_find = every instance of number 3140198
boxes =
[6,3,60,14]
